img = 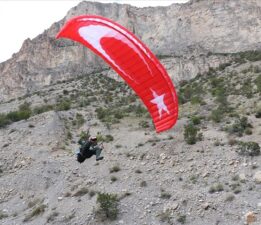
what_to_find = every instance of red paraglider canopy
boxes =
[56,15,178,132]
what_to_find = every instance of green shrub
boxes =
[0,210,8,220]
[66,131,72,140]
[89,190,96,198]
[177,214,186,224]
[237,51,261,62]
[97,134,114,143]
[47,211,59,223]
[227,117,252,136]
[8,109,31,122]
[63,89,69,95]
[191,96,203,105]
[110,176,117,182]
[0,114,10,128]
[79,131,90,140]
[135,169,142,174]
[139,120,150,128]
[75,113,85,127]
[255,74,261,93]
[19,102,31,111]
[140,181,147,187]
[190,116,201,125]
[23,204,46,222]
[105,134,114,142]
[190,175,198,184]
[5,102,31,122]
[178,83,203,104]
[245,128,252,135]
[158,210,172,223]
[209,183,224,193]
[95,107,122,123]
[218,62,232,71]
[114,111,124,119]
[160,191,171,199]
[255,108,261,118]
[210,77,224,89]
[56,99,71,111]
[237,141,260,156]
[96,193,119,220]
[33,104,54,114]
[241,79,253,98]
[133,105,147,117]
[110,165,120,173]
[230,182,241,194]
[184,123,201,145]
[210,108,223,123]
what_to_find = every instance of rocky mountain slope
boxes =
[0,0,261,101]
[0,51,260,224]
[0,0,261,224]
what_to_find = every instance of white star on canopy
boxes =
[150,89,169,119]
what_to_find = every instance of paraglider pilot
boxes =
[76,136,104,163]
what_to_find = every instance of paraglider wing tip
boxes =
[56,27,67,39]
[55,31,62,39]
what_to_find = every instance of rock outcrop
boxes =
[0,0,260,101]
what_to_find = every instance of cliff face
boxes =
[0,0,260,101]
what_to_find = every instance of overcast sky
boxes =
[0,0,188,63]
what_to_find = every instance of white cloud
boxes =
[0,0,188,63]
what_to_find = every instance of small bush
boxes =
[7,110,31,122]
[160,191,171,199]
[33,104,54,115]
[24,204,46,222]
[135,169,142,174]
[210,108,223,123]
[237,141,260,156]
[184,123,202,145]
[255,108,261,118]
[0,210,8,220]
[6,103,32,122]
[177,214,186,224]
[209,183,224,193]
[47,211,59,223]
[227,117,252,136]
[230,182,241,194]
[56,100,71,111]
[228,138,237,146]
[191,96,204,105]
[96,193,119,220]
[63,89,69,95]
[0,114,10,128]
[139,120,150,128]
[233,50,261,62]
[110,176,117,182]
[79,130,90,141]
[190,175,198,184]
[140,181,147,187]
[255,74,261,93]
[89,190,96,198]
[110,165,120,173]
[105,135,114,142]
[190,116,201,125]
[75,113,85,127]
[66,131,72,140]
[158,210,172,223]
